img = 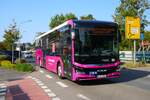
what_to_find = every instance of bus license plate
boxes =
[97,75,106,78]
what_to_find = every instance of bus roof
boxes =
[73,20,118,28]
[35,20,118,40]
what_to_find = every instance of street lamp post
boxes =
[18,20,32,62]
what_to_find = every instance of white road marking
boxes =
[77,94,90,100]
[32,77,36,80]
[40,70,44,73]
[30,77,61,99]
[44,89,51,93]
[52,97,61,100]
[56,82,68,88]
[35,80,42,84]
[41,85,47,89]
[47,93,56,97]
[34,78,40,81]
[0,83,5,86]
[0,86,6,88]
[38,83,44,86]
[46,74,53,79]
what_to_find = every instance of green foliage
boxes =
[15,58,26,64]
[0,55,8,60]
[15,63,33,72]
[0,55,11,64]
[80,14,95,20]
[113,0,150,50]
[0,60,15,69]
[3,20,21,50]
[0,59,33,72]
[49,13,77,29]
[144,31,150,41]
[0,42,6,50]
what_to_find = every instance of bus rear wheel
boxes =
[57,64,63,79]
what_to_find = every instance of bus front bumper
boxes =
[75,72,120,81]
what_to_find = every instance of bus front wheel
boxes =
[57,64,63,79]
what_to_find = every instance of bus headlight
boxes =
[111,58,115,62]
[75,67,86,74]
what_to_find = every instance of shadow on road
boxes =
[76,68,150,86]
[113,68,150,83]
[6,85,30,100]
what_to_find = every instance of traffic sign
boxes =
[125,17,140,39]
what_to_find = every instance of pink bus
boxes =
[35,20,121,81]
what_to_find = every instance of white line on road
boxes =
[35,80,42,84]
[52,97,61,100]
[44,89,51,93]
[41,86,48,89]
[77,94,90,100]
[31,77,36,80]
[0,83,5,86]
[34,78,40,81]
[46,74,53,79]
[47,93,56,97]
[0,85,6,88]
[40,70,44,73]
[38,83,44,86]
[56,82,68,88]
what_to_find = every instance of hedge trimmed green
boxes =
[0,60,33,72]
[15,63,33,72]
[0,60,15,69]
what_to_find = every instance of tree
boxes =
[144,31,150,41]
[49,13,77,29]
[80,14,95,20]
[0,42,6,50]
[3,20,20,50]
[113,0,150,50]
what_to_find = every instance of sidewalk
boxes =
[6,78,50,100]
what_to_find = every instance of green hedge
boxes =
[0,60,33,72]
[15,63,33,72]
[0,60,15,69]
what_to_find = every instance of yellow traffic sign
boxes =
[125,17,140,39]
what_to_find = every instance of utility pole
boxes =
[18,20,32,62]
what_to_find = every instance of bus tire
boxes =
[57,63,63,79]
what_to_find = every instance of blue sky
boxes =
[0,0,150,43]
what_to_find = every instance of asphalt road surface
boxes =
[1,57,150,100]
[30,67,150,100]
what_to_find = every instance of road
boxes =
[29,67,150,100]
[1,57,150,100]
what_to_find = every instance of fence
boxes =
[119,51,150,62]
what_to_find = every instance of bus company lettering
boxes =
[48,59,55,63]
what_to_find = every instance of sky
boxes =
[0,0,150,43]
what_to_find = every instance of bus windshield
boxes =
[74,27,119,64]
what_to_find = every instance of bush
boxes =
[15,63,33,72]
[0,60,16,69]
[0,55,8,60]
[15,58,26,64]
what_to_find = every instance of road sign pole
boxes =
[134,40,136,64]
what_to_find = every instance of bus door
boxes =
[62,32,72,78]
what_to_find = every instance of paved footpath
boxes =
[6,77,51,100]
